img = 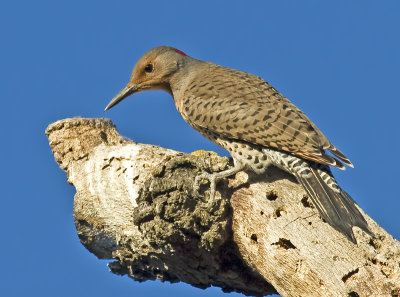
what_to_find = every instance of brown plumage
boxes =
[105,46,371,243]
[174,63,352,170]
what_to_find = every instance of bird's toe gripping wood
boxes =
[193,161,246,201]
[193,171,218,200]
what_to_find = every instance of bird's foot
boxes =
[193,161,246,202]
[193,171,218,201]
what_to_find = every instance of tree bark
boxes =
[46,117,400,297]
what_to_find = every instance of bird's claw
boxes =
[194,172,217,201]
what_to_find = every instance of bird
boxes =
[104,46,371,243]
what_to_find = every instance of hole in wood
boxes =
[274,207,286,218]
[250,234,258,242]
[266,191,278,201]
[342,268,359,283]
[272,238,296,249]
[301,195,312,208]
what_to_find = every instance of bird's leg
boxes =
[194,159,245,200]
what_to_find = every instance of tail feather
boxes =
[328,145,354,168]
[297,165,371,242]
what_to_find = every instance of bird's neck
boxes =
[169,59,205,111]
[169,59,204,96]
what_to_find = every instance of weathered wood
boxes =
[46,117,400,297]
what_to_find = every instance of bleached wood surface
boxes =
[46,117,400,297]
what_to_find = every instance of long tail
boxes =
[296,164,371,243]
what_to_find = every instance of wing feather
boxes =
[180,63,352,169]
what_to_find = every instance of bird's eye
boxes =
[144,63,153,73]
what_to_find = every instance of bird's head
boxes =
[105,46,189,111]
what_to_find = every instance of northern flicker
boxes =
[105,46,371,243]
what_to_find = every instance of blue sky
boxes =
[2,1,399,296]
